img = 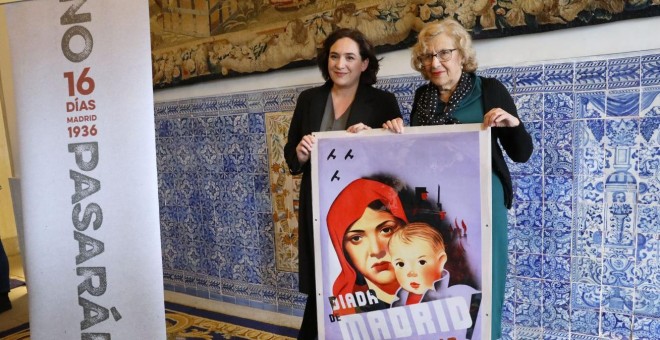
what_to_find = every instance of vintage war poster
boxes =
[312,125,492,340]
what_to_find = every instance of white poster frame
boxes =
[311,124,492,340]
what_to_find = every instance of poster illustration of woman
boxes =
[312,124,491,340]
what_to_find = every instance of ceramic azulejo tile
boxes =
[640,87,660,117]
[575,91,606,119]
[503,305,516,334]
[544,92,575,120]
[246,92,266,114]
[524,120,543,152]
[575,59,607,91]
[544,148,573,176]
[542,303,570,333]
[276,271,299,291]
[602,195,637,251]
[634,288,660,318]
[638,146,660,181]
[574,118,605,148]
[378,75,424,97]
[479,66,515,92]
[574,163,606,198]
[571,308,601,337]
[602,285,635,315]
[275,288,297,311]
[511,226,543,254]
[543,280,571,308]
[514,65,544,93]
[514,200,543,229]
[641,53,660,87]
[601,311,633,340]
[607,89,641,118]
[542,330,571,340]
[639,117,660,149]
[155,118,176,137]
[634,233,659,291]
[572,210,605,258]
[572,282,603,311]
[543,202,572,232]
[225,113,251,134]
[247,133,267,154]
[195,116,219,135]
[545,175,573,204]
[607,56,640,89]
[514,92,544,122]
[516,255,543,280]
[542,229,572,257]
[601,250,636,287]
[513,326,543,340]
[501,323,515,340]
[636,204,660,233]
[219,93,249,114]
[544,62,574,92]
[515,303,543,328]
[504,273,516,300]
[262,88,296,112]
[514,174,543,202]
[571,256,602,285]
[543,120,573,149]
[248,112,266,133]
[632,315,660,340]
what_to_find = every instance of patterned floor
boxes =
[0,301,297,340]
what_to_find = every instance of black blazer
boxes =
[284,81,402,294]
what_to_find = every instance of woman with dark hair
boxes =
[326,178,409,315]
[284,28,402,339]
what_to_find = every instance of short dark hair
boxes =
[317,28,381,85]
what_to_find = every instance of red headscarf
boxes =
[326,178,408,313]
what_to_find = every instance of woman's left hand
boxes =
[382,118,404,134]
[483,108,520,128]
[347,122,372,133]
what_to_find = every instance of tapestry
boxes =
[149,0,660,88]
[266,112,301,272]
[311,125,491,339]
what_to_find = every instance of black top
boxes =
[284,81,402,294]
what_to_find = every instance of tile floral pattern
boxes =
[155,50,660,337]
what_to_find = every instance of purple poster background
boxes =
[312,124,491,340]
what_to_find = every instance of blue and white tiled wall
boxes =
[155,50,660,339]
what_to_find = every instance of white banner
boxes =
[6,1,165,339]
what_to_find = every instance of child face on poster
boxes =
[343,206,402,288]
[389,223,447,295]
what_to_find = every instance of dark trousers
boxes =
[297,294,318,340]
[0,238,9,294]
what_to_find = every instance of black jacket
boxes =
[284,81,402,294]
[410,77,533,209]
